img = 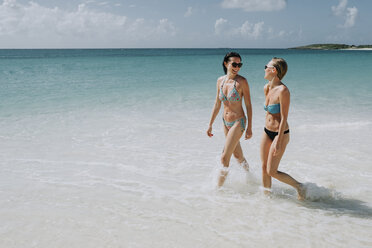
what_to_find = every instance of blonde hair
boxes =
[272,57,288,80]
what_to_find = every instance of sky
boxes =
[0,0,371,48]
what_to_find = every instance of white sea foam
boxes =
[296,121,372,131]
[302,182,341,201]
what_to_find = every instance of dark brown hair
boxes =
[222,52,242,74]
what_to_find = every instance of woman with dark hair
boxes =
[261,57,305,200]
[207,52,252,187]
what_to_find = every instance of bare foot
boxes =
[264,189,271,197]
[261,187,272,197]
[297,183,306,200]
[218,167,229,187]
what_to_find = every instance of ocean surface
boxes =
[0,48,371,248]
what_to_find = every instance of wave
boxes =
[302,182,341,201]
[297,121,371,131]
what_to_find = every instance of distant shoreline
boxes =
[342,48,372,50]
[291,44,372,50]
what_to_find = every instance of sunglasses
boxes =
[265,65,275,69]
[232,62,243,68]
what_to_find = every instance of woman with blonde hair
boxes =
[261,57,305,200]
[207,52,252,187]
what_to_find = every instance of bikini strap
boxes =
[221,76,227,89]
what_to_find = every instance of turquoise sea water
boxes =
[0,49,371,247]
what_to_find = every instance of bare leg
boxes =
[218,122,244,187]
[233,142,249,171]
[260,131,272,192]
[266,134,305,200]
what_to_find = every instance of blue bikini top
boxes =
[219,77,241,102]
[264,103,280,114]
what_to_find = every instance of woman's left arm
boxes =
[242,78,252,139]
[274,87,290,155]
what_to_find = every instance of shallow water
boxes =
[0,49,371,247]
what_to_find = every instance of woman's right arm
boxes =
[207,79,222,137]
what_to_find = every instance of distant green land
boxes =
[291,44,372,50]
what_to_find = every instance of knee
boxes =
[233,150,241,159]
[262,163,276,177]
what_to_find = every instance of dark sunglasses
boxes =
[232,62,243,68]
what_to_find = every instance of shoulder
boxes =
[217,75,225,87]
[236,75,248,87]
[218,75,225,81]
[279,84,290,98]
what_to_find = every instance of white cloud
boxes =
[156,19,177,36]
[235,21,264,39]
[0,0,177,47]
[278,30,286,37]
[215,18,228,35]
[331,0,347,16]
[221,0,286,12]
[267,26,299,41]
[184,7,192,17]
[331,0,358,28]
[214,18,301,43]
[97,1,109,6]
[215,19,264,39]
[2,0,17,7]
[343,7,358,28]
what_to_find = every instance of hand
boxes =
[273,141,281,156]
[245,128,252,140]
[207,126,213,137]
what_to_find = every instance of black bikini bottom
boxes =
[264,127,289,141]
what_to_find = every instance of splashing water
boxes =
[302,182,341,201]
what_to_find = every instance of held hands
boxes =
[207,126,213,137]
